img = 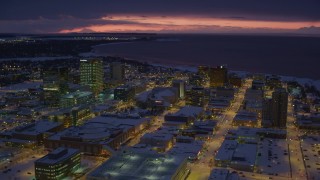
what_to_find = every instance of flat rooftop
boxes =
[35,147,80,165]
[48,116,149,143]
[62,91,92,99]
[141,132,173,142]
[215,140,238,162]
[256,138,290,177]
[167,141,204,159]
[11,120,61,136]
[234,111,258,122]
[170,106,203,117]
[227,127,286,139]
[0,81,42,92]
[231,143,257,166]
[88,151,186,180]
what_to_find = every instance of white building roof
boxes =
[88,151,186,180]
[35,147,80,165]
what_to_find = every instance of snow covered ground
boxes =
[0,151,44,180]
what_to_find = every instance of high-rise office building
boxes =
[43,66,69,107]
[271,88,288,128]
[172,80,186,98]
[110,62,125,81]
[186,87,208,107]
[198,66,210,77]
[262,88,288,128]
[114,85,135,102]
[189,74,205,87]
[262,98,273,127]
[209,66,228,87]
[229,74,242,88]
[266,75,282,89]
[80,59,104,94]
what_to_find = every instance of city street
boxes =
[187,79,252,180]
[127,102,182,147]
[286,96,307,180]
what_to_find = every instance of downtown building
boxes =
[229,74,243,88]
[45,116,150,156]
[110,62,125,81]
[59,91,94,108]
[80,59,104,94]
[172,79,186,98]
[42,66,69,107]
[114,85,135,102]
[198,65,210,77]
[0,120,63,148]
[185,86,208,107]
[262,88,288,128]
[271,88,288,128]
[35,147,81,180]
[135,87,178,111]
[87,150,189,180]
[209,66,228,88]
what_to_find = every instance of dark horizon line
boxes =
[1,32,320,38]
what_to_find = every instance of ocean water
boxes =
[93,34,320,79]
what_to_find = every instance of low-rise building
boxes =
[252,80,265,90]
[209,168,241,180]
[45,105,92,127]
[208,97,231,113]
[45,116,150,156]
[60,91,93,108]
[114,85,135,102]
[182,120,217,140]
[164,106,203,128]
[87,151,189,180]
[215,127,288,173]
[245,89,263,102]
[296,113,320,129]
[1,120,63,148]
[215,87,235,99]
[35,147,81,180]
[233,111,258,127]
[140,132,174,152]
[167,140,204,162]
[136,87,178,110]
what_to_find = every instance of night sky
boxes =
[1,0,320,34]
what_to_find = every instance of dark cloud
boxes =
[297,26,320,34]
[1,0,320,21]
[1,0,320,33]
[0,17,140,33]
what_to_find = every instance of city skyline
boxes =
[0,2,319,180]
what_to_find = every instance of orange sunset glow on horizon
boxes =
[59,15,320,33]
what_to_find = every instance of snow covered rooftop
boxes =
[215,140,238,162]
[0,81,42,93]
[48,116,149,143]
[11,120,62,136]
[171,106,203,117]
[167,141,204,159]
[88,151,187,180]
[35,147,80,165]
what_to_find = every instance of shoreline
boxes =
[0,53,320,90]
